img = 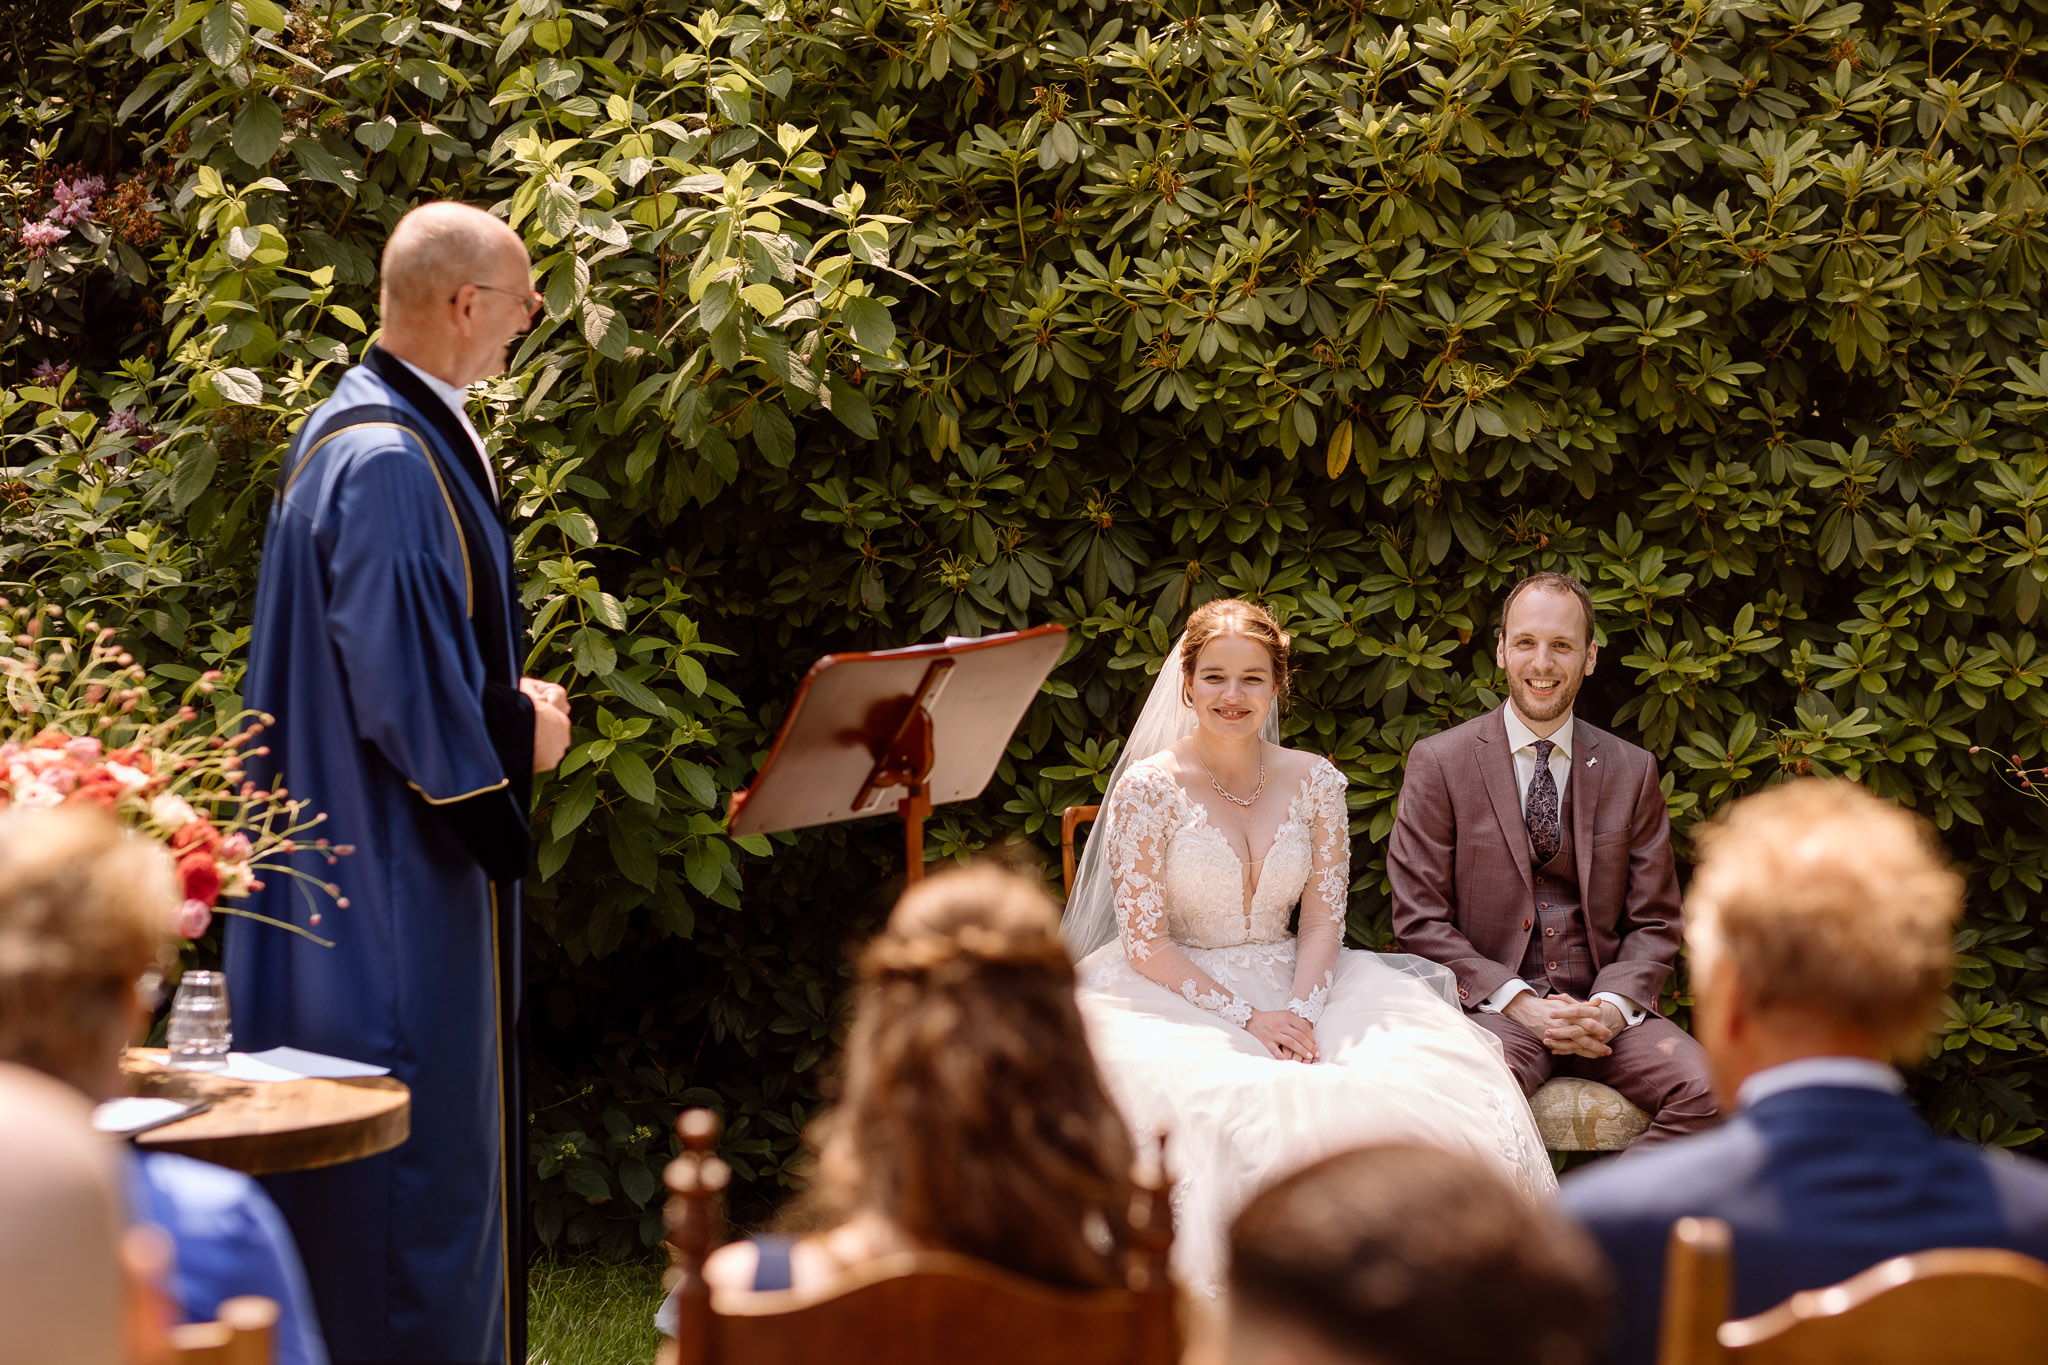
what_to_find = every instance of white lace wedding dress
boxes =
[1074,756,1556,1292]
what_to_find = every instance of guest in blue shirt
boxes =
[1560,779,2048,1365]
[127,1151,328,1365]
[0,808,328,1365]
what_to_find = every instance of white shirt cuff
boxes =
[1593,991,1647,1027]
[1480,979,1534,1014]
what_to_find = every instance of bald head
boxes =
[0,1063,128,1365]
[380,202,525,321]
[376,202,537,388]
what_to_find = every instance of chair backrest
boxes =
[1658,1216,2048,1365]
[664,1109,1178,1365]
[168,1295,277,1365]
[1061,805,1099,894]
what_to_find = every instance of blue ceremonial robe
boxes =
[224,346,533,1364]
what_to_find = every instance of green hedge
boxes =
[7,0,2048,1255]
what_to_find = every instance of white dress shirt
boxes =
[1479,704,1647,1027]
[1735,1055,1902,1110]
[394,357,497,498]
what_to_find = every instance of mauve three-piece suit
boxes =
[1387,705,1716,1142]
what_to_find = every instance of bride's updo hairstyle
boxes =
[807,864,1138,1288]
[1180,596,1291,705]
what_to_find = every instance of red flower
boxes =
[63,770,125,812]
[170,817,223,853]
[177,850,222,907]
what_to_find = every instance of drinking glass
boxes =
[166,970,232,1071]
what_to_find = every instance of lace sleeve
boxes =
[1287,759,1351,1024]
[1108,765,1255,1028]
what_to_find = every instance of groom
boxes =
[1387,572,1715,1143]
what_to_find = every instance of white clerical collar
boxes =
[394,356,473,421]
[1736,1056,1903,1111]
[1503,704,1574,759]
[393,357,495,494]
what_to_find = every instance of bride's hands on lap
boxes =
[1247,1009,1318,1062]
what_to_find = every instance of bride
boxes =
[1067,598,1555,1291]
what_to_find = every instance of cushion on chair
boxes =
[1531,1078,1650,1151]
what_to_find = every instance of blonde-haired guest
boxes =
[1561,779,2048,1365]
[0,1060,163,1365]
[0,807,326,1365]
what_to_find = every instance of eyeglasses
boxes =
[451,282,544,321]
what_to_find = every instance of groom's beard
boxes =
[1507,670,1583,724]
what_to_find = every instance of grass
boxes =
[527,1254,666,1365]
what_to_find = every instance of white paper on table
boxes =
[243,1046,390,1079]
[219,1052,306,1083]
[92,1096,205,1135]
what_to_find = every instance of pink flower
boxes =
[64,736,102,763]
[19,222,68,257]
[48,177,104,227]
[221,832,252,861]
[173,898,213,940]
[11,780,61,808]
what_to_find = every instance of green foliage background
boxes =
[7,0,2048,1255]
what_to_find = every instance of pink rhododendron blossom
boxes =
[19,221,68,255]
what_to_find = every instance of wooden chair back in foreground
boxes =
[169,1295,278,1365]
[663,1108,1179,1365]
[1657,1215,2048,1365]
[1061,804,1100,895]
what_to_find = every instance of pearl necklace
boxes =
[1200,754,1266,807]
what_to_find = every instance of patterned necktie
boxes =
[1526,738,1561,864]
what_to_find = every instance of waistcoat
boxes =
[1518,783,1593,996]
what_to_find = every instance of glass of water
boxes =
[166,970,231,1071]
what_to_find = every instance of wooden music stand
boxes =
[727,625,1068,882]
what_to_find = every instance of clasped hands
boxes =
[1246,1009,1319,1064]
[1503,991,1625,1058]
[521,677,571,772]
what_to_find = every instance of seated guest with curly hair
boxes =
[658,863,1138,1329]
[1221,1143,1609,1365]
[1561,778,2048,1364]
[0,807,326,1365]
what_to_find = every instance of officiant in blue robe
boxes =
[224,203,569,1365]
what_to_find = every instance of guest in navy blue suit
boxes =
[1560,778,2048,1365]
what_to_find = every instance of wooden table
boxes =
[120,1048,411,1176]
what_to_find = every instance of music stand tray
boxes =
[726,625,1068,880]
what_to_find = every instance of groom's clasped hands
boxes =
[1504,993,1624,1059]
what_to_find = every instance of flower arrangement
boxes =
[0,598,345,944]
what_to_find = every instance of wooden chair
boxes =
[1657,1215,2048,1364]
[1060,804,1649,1153]
[662,1108,1179,1365]
[169,1295,277,1365]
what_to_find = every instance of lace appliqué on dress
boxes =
[1107,764,1254,1026]
[1183,981,1254,1026]
[1285,982,1329,1024]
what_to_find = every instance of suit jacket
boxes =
[1386,705,1682,1009]
[1559,1086,2048,1365]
